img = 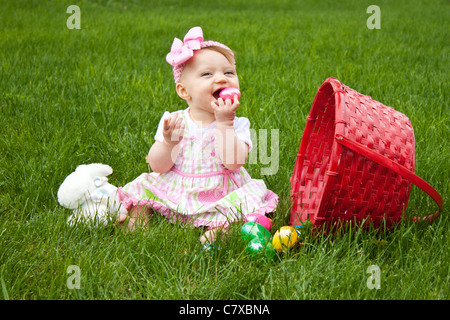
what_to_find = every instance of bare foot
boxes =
[116,206,151,232]
[200,226,230,244]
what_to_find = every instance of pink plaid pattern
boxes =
[118,111,278,228]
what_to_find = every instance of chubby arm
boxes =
[212,96,249,171]
[148,113,185,173]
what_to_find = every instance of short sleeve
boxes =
[234,117,253,152]
[154,111,171,142]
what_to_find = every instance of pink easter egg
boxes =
[219,87,241,103]
[244,213,271,231]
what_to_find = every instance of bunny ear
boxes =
[76,163,113,178]
[57,163,113,209]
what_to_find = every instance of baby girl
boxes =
[117,27,278,243]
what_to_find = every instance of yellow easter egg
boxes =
[272,226,298,252]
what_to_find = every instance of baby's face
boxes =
[179,48,239,113]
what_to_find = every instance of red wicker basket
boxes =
[290,77,442,229]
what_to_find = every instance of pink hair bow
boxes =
[166,26,204,66]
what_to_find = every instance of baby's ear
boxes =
[176,82,191,101]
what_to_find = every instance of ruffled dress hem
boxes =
[118,186,278,228]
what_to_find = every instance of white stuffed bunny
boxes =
[57,163,127,226]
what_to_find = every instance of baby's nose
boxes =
[214,73,228,83]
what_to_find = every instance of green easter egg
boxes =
[245,237,265,254]
[264,242,276,260]
[245,238,276,261]
[241,222,271,242]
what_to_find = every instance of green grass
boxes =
[0,0,448,300]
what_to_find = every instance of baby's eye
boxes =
[201,72,212,77]
[225,71,235,75]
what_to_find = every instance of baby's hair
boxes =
[203,46,236,66]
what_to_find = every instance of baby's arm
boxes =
[148,113,185,173]
[212,96,249,170]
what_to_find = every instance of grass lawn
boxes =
[0,0,448,300]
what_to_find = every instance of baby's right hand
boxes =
[162,113,185,146]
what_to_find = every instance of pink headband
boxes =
[166,26,234,83]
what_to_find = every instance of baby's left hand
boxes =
[211,95,240,126]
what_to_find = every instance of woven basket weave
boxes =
[290,78,442,229]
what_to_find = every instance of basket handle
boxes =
[335,134,443,222]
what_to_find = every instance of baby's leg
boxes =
[116,205,151,232]
[200,226,231,244]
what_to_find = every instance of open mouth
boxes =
[212,88,223,101]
